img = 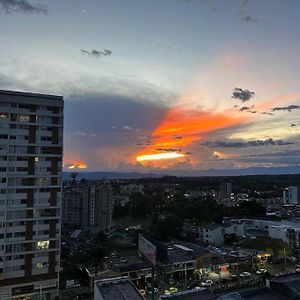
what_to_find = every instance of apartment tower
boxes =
[0,90,63,299]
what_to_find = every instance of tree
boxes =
[89,246,106,276]
[152,214,183,241]
[96,231,107,243]
[236,201,266,217]
[242,237,292,259]
[224,233,239,245]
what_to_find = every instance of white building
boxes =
[0,90,63,299]
[283,186,300,205]
[233,218,300,249]
[196,223,245,246]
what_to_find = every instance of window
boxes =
[37,240,49,249]
[0,112,8,119]
[18,115,30,122]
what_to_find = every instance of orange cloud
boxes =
[136,104,248,165]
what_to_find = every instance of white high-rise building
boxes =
[283,186,300,205]
[0,90,63,299]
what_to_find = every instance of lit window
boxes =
[36,262,48,269]
[35,157,39,162]
[37,240,49,249]
[18,115,30,122]
[0,113,8,119]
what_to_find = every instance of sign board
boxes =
[138,234,156,266]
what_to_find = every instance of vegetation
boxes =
[151,214,183,241]
[241,237,292,259]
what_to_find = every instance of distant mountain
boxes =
[62,171,167,180]
[63,165,300,180]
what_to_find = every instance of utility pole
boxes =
[151,267,155,300]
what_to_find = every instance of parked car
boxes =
[201,280,213,287]
[239,272,251,277]
[256,268,267,274]
[169,287,178,294]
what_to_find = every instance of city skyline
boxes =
[1,0,300,173]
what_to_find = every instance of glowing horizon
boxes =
[68,163,87,169]
[136,152,185,162]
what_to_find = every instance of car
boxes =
[256,268,267,274]
[139,289,146,296]
[239,272,251,277]
[149,287,159,294]
[295,268,300,272]
[164,290,171,295]
[169,287,178,294]
[201,280,213,287]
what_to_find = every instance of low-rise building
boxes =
[151,240,210,282]
[232,218,300,250]
[187,223,245,246]
[94,277,144,300]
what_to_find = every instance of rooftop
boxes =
[0,89,63,100]
[159,240,208,264]
[160,287,213,299]
[95,277,144,300]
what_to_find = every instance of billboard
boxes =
[138,234,156,266]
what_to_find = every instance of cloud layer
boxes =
[0,0,47,14]
[81,49,112,58]
[271,105,300,112]
[201,138,295,148]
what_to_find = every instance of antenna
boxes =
[70,171,78,183]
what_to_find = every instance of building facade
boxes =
[283,186,300,205]
[220,183,232,198]
[0,90,63,299]
[62,183,114,234]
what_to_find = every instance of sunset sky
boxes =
[0,0,300,173]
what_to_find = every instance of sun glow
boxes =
[68,163,87,169]
[136,152,185,162]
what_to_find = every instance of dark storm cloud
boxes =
[239,106,252,111]
[232,88,255,102]
[80,49,112,57]
[241,15,258,23]
[65,93,165,134]
[64,93,167,169]
[136,140,153,146]
[156,148,182,152]
[0,0,47,14]
[271,105,300,112]
[248,149,300,158]
[240,149,300,165]
[201,138,294,148]
[261,111,274,116]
